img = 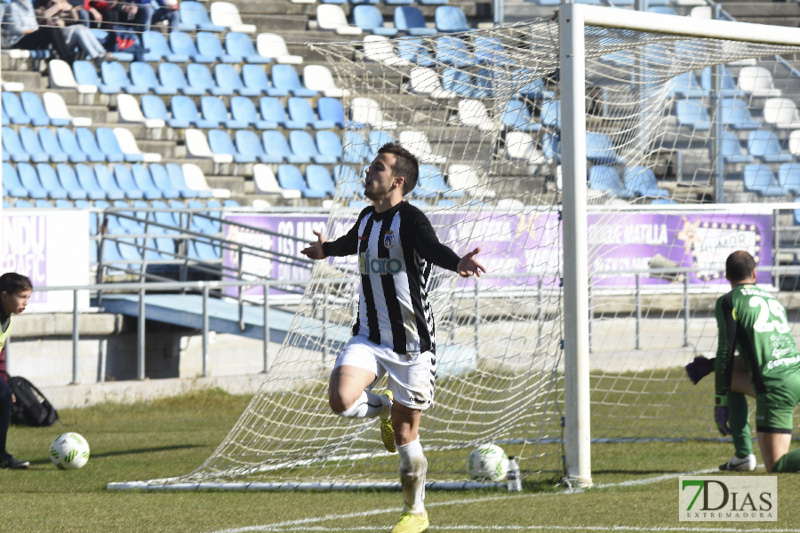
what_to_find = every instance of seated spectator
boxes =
[135,0,179,33]
[37,0,110,64]
[89,0,138,30]
[1,0,75,62]
[67,0,92,26]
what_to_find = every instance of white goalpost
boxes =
[109,5,800,491]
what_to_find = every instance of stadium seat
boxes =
[408,67,458,99]
[38,127,75,162]
[368,130,394,158]
[472,68,496,99]
[441,68,475,98]
[316,4,363,35]
[210,1,256,33]
[622,166,668,198]
[156,163,198,199]
[351,97,397,129]
[141,31,187,63]
[2,163,29,198]
[180,163,223,198]
[129,62,177,95]
[383,0,413,5]
[778,162,800,195]
[56,163,100,200]
[19,127,54,162]
[234,130,280,163]
[178,1,225,32]
[473,36,516,68]
[743,163,785,196]
[16,162,50,198]
[185,63,232,96]
[230,96,277,129]
[117,94,166,130]
[22,91,66,126]
[169,95,213,129]
[394,6,436,36]
[271,64,317,97]
[290,131,338,164]
[763,98,800,129]
[277,164,320,198]
[208,129,256,163]
[747,129,793,163]
[104,127,154,163]
[256,33,303,64]
[170,31,214,63]
[241,64,287,97]
[196,31,237,63]
[675,99,712,130]
[333,165,363,199]
[416,164,461,198]
[318,97,346,128]
[252,163,302,199]
[2,92,32,125]
[75,163,121,200]
[305,165,337,197]
[259,96,305,129]
[362,35,411,67]
[353,5,398,36]
[435,6,470,32]
[343,131,371,163]
[435,35,474,67]
[288,97,336,129]
[504,130,544,164]
[700,66,744,97]
[588,166,633,199]
[75,127,116,163]
[419,0,449,4]
[719,131,754,164]
[116,164,159,200]
[214,64,261,97]
[141,94,185,129]
[47,59,97,96]
[54,128,94,164]
[202,96,247,129]
[158,63,205,96]
[2,126,32,162]
[225,32,271,64]
[669,71,707,98]
[263,130,307,164]
[447,163,495,199]
[502,96,540,132]
[456,99,500,132]
[789,130,800,157]
[540,98,561,129]
[399,130,446,164]
[41,92,91,127]
[303,65,349,98]
[517,73,555,100]
[316,130,343,162]
[586,132,625,165]
[72,60,118,94]
[737,66,781,98]
[101,61,148,94]
[397,37,436,67]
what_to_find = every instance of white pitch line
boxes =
[209,467,789,533]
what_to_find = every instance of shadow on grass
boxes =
[28,444,206,466]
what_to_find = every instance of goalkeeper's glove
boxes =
[685,356,715,385]
[714,394,730,436]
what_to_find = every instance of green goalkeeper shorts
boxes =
[755,373,800,434]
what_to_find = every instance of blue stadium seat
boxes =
[674,100,711,130]
[418,0,449,4]
[435,35,475,68]
[112,164,147,199]
[588,166,633,199]
[178,1,225,32]
[435,6,470,32]
[73,60,117,93]
[747,129,792,163]
[778,163,800,195]
[669,71,707,99]
[165,163,209,198]
[622,166,668,198]
[472,67,496,99]
[290,130,338,164]
[129,62,177,95]
[317,97,346,128]
[353,5,398,36]
[171,95,216,128]
[58,127,100,163]
[18,127,53,162]
[241,64,287,97]
[234,130,280,163]
[270,64,317,97]
[394,7,436,36]
[441,68,475,97]
[101,61,148,94]
[225,32,271,64]
[287,97,336,129]
[334,165,363,199]
[473,36,516,68]
[75,163,122,200]
[170,31,215,63]
[720,98,760,130]
[540,98,561,129]
[517,72,555,100]
[368,131,394,158]
[230,96,277,129]
[383,0,413,5]
[2,162,28,197]
[158,63,205,96]
[208,129,255,163]
[38,127,74,162]
[306,165,336,197]
[719,131,754,164]
[502,97,540,132]
[700,66,745,98]
[214,63,261,96]
[97,127,142,162]
[397,37,436,66]
[263,131,306,164]
[743,163,785,196]
[417,164,462,198]
[2,92,32,125]
[276,164,318,198]
[196,31,238,63]
[587,132,625,165]
[186,63,233,96]
[259,97,305,129]
[201,96,247,129]
[343,131,370,163]
[142,31,189,63]
[56,163,99,200]
[142,94,188,129]
[316,130,343,162]
[134,164,177,199]
[35,162,72,199]
[16,162,50,198]
[22,91,68,126]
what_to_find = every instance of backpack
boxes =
[9,376,59,427]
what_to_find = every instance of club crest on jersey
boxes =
[383,230,395,249]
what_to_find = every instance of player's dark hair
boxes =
[377,142,419,196]
[0,273,33,295]
[725,251,756,283]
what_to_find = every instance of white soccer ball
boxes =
[466,444,508,481]
[49,432,91,470]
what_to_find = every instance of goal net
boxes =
[109,6,800,490]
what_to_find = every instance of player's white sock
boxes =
[339,390,390,419]
[397,438,426,515]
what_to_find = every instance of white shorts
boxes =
[333,335,436,410]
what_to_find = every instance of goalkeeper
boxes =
[690,250,800,473]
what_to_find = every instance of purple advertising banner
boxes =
[223,210,773,293]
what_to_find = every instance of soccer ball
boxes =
[466,444,508,481]
[49,432,90,470]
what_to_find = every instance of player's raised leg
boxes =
[329,365,390,418]
[392,404,429,533]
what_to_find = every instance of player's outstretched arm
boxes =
[300,230,327,260]
[457,247,486,278]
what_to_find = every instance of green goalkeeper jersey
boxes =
[715,283,800,396]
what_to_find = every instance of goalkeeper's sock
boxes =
[728,391,753,458]
[771,448,800,472]
[339,390,391,419]
[397,438,427,515]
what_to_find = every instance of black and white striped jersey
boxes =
[323,202,460,355]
